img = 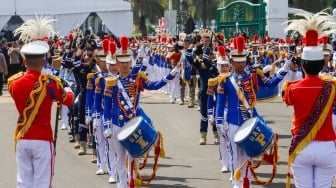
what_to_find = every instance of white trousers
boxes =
[170,72,180,99]
[291,141,336,188]
[218,133,230,169]
[105,134,117,178]
[227,124,250,187]
[16,140,54,188]
[61,105,69,126]
[93,118,108,172]
[113,126,134,188]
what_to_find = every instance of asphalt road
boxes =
[1,86,336,188]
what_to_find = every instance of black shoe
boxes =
[69,137,75,143]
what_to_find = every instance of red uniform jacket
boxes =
[283,75,336,141]
[8,70,74,141]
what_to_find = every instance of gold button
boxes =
[124,105,129,110]
[119,115,124,120]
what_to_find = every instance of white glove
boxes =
[216,123,228,136]
[170,67,181,76]
[282,59,292,72]
[103,128,113,138]
[92,118,102,132]
[142,57,149,67]
[208,115,214,124]
[85,116,91,126]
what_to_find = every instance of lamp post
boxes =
[236,22,239,35]
[211,20,216,32]
[333,8,336,41]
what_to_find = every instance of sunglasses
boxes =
[86,54,93,58]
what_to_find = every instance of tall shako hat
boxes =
[115,36,132,62]
[320,36,332,55]
[284,9,336,61]
[106,40,117,65]
[217,45,229,65]
[250,34,259,47]
[96,37,109,62]
[14,15,56,57]
[230,36,247,62]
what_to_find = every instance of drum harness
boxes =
[117,79,166,188]
[230,75,280,187]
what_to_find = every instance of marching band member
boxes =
[180,37,197,108]
[282,10,336,188]
[207,45,231,172]
[215,35,290,188]
[9,16,74,188]
[92,40,118,183]
[102,36,180,188]
[58,50,74,131]
[85,39,111,164]
[166,39,181,103]
[320,36,333,74]
[247,34,261,69]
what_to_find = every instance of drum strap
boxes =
[117,79,134,109]
[288,81,335,164]
[230,76,252,110]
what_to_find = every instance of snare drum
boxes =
[233,117,274,158]
[117,116,158,157]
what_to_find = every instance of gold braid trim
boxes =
[47,74,62,89]
[255,68,264,77]
[14,75,48,150]
[105,77,117,87]
[137,71,148,80]
[217,73,230,84]
[208,78,218,87]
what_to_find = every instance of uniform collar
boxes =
[26,69,41,76]
[232,71,247,80]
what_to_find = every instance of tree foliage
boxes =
[127,0,336,34]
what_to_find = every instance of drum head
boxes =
[117,117,142,140]
[233,117,257,142]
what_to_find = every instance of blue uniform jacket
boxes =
[103,71,175,130]
[215,70,287,126]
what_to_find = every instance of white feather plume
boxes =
[14,15,57,43]
[284,9,336,37]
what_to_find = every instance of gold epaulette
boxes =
[87,73,95,80]
[7,71,24,84]
[320,74,336,83]
[208,78,218,87]
[255,68,264,77]
[47,74,62,88]
[105,77,117,87]
[95,76,103,86]
[137,71,147,79]
[282,80,300,92]
[217,73,230,84]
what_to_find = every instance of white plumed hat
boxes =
[284,9,336,61]
[14,15,56,55]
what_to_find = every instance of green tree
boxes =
[126,0,167,36]
[185,0,221,28]
[289,0,335,13]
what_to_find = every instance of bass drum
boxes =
[233,116,274,158]
[117,116,158,158]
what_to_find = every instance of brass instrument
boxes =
[70,28,83,39]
